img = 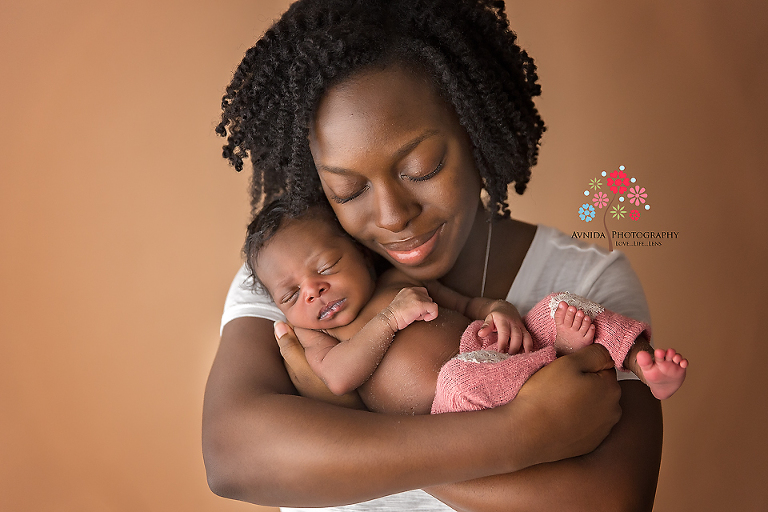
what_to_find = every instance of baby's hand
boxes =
[479,300,533,354]
[381,287,439,332]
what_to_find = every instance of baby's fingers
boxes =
[422,300,439,321]
[494,322,511,353]
[522,330,534,353]
[477,315,497,338]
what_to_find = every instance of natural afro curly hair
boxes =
[217,0,545,218]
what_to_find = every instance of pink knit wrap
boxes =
[431,293,651,414]
[431,320,555,414]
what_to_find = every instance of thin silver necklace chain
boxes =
[480,219,493,298]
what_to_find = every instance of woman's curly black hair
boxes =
[217,0,545,218]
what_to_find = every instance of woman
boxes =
[203,1,662,510]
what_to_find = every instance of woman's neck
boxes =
[438,205,491,298]
[440,208,536,300]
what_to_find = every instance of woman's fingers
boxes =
[513,344,621,464]
[274,321,367,409]
[568,342,616,373]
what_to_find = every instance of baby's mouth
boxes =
[318,298,346,320]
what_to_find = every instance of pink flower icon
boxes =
[607,170,630,195]
[630,209,640,220]
[627,186,647,206]
[592,191,608,209]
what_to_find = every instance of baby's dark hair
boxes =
[243,197,347,293]
[217,0,545,219]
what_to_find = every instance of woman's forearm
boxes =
[203,317,543,506]
[426,381,663,512]
[204,318,625,507]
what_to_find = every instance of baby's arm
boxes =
[297,287,438,396]
[426,280,532,354]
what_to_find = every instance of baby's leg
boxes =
[634,348,688,400]
[553,302,595,354]
[524,292,650,372]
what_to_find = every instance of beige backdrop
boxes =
[1,1,766,511]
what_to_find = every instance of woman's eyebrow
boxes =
[317,129,440,175]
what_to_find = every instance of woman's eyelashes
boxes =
[404,159,445,182]
[328,158,446,204]
[330,186,368,204]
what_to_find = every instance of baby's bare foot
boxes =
[553,301,595,354]
[636,348,688,400]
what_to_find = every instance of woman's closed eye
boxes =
[403,159,444,182]
[327,158,444,204]
[329,186,368,205]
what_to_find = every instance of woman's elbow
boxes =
[203,433,246,499]
[202,427,275,503]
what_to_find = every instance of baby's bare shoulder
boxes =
[354,269,422,322]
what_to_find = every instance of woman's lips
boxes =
[318,298,346,320]
[381,225,442,266]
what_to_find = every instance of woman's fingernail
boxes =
[274,321,288,339]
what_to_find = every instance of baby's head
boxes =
[244,198,376,330]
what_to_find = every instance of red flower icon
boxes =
[630,209,640,220]
[607,170,630,195]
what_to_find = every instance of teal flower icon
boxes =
[579,203,596,222]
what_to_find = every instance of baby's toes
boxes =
[665,348,678,361]
[553,302,567,326]
[577,315,592,335]
[636,349,653,369]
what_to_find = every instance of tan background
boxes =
[1,1,765,510]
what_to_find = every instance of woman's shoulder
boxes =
[221,263,285,334]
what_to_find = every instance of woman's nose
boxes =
[373,181,421,232]
[303,280,329,303]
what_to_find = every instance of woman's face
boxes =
[309,65,483,282]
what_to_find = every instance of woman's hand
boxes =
[274,321,366,409]
[508,343,623,465]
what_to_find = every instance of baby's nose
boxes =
[305,282,328,303]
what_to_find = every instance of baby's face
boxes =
[255,216,376,330]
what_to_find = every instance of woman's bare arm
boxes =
[202,317,622,507]
[426,379,662,511]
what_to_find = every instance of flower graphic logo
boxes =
[627,186,647,206]
[610,204,626,219]
[579,204,596,222]
[607,170,630,195]
[593,191,609,209]
[576,165,652,251]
